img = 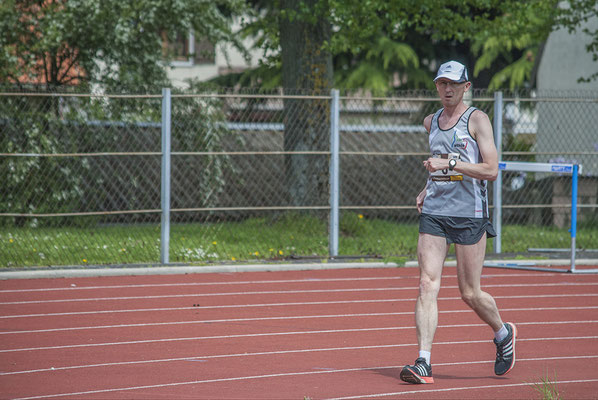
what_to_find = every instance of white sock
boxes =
[419,350,431,365]
[494,323,508,342]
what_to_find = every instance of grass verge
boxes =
[1,213,596,268]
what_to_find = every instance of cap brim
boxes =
[434,73,468,83]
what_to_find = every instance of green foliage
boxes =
[171,82,240,211]
[0,0,249,91]
[237,0,590,91]
[470,2,557,89]
[0,86,235,228]
[2,0,597,91]
[0,94,91,227]
[335,36,422,94]
[531,371,561,400]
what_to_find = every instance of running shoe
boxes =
[400,357,434,384]
[494,322,517,375]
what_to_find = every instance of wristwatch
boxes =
[448,159,457,171]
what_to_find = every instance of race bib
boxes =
[430,153,463,181]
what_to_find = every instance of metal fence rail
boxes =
[1,88,597,267]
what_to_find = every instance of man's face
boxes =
[435,78,471,107]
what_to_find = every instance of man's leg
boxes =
[400,233,447,384]
[415,233,448,353]
[455,233,517,376]
[454,233,502,331]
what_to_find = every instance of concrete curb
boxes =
[1,259,597,280]
[0,262,396,280]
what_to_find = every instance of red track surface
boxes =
[1,266,598,399]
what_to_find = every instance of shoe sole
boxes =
[400,367,434,384]
[497,322,517,376]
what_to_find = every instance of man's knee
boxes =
[419,275,441,297]
[460,288,479,307]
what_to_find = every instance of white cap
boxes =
[434,61,469,83]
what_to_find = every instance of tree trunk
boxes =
[279,0,333,208]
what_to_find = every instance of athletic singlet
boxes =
[422,107,490,218]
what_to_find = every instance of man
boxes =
[399,61,516,384]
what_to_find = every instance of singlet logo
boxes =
[451,129,468,149]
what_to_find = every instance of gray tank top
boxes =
[422,107,490,218]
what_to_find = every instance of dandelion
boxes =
[231,257,236,261]
[212,241,217,245]
[358,214,364,219]
[9,238,14,243]
[279,250,284,255]
[253,251,259,256]
[83,259,88,263]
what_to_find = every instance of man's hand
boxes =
[423,157,449,173]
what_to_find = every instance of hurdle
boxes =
[485,161,597,274]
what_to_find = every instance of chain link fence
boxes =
[1,87,597,268]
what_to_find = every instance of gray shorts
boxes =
[419,213,497,245]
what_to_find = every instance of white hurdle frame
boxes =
[486,161,597,274]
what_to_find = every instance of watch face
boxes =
[449,159,457,169]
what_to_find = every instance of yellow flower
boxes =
[231,257,236,261]
[83,259,88,263]
[212,241,217,245]
[279,250,284,255]
[9,238,14,243]
[358,214,364,219]
[253,251,259,256]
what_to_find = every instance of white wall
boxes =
[536,15,598,176]
[537,15,598,90]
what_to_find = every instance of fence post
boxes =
[570,164,579,272]
[160,88,172,264]
[329,89,340,258]
[493,91,503,254]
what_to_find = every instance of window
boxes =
[162,32,215,66]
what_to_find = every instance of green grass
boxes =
[1,213,596,268]
[531,371,561,400]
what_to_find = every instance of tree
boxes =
[0,0,249,91]
[239,0,578,207]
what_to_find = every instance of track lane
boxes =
[1,266,597,399]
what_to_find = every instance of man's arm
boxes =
[417,114,434,213]
[423,114,433,134]
[459,110,498,181]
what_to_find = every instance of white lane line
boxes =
[0,287,407,305]
[3,292,597,319]
[10,355,598,400]
[0,272,573,293]
[2,318,597,353]
[327,378,598,399]
[2,305,598,336]
[2,326,598,376]
[2,282,596,305]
